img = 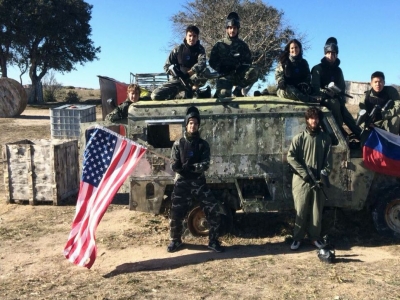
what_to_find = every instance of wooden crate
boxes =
[3,139,79,205]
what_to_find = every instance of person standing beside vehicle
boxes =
[105,83,140,122]
[311,37,361,138]
[209,12,258,98]
[275,39,317,103]
[151,25,207,100]
[167,106,224,253]
[359,71,400,135]
[288,106,332,251]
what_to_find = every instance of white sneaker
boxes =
[290,240,301,250]
[312,240,326,249]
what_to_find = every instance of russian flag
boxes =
[363,127,400,177]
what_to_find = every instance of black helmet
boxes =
[226,12,240,28]
[324,37,339,54]
[185,106,201,126]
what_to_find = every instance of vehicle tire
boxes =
[187,204,234,237]
[372,186,400,238]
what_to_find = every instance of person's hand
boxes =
[278,80,286,90]
[182,161,193,172]
[171,160,182,172]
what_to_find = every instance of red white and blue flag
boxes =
[64,126,146,268]
[363,127,400,177]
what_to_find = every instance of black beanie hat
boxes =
[185,106,201,126]
[324,37,339,54]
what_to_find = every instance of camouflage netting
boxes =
[0,78,28,117]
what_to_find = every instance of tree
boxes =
[43,70,62,102]
[0,0,100,103]
[171,0,305,82]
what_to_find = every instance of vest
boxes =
[364,88,392,116]
[319,63,342,87]
[177,43,200,73]
[284,59,309,86]
[178,136,205,179]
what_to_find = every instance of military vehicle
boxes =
[81,96,400,238]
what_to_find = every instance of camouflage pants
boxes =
[215,65,259,98]
[321,97,361,136]
[170,178,221,241]
[151,75,207,100]
[292,177,325,241]
[277,85,309,102]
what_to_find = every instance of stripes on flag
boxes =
[363,127,400,177]
[64,126,146,268]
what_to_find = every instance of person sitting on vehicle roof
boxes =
[311,37,361,139]
[208,12,259,98]
[105,83,140,122]
[359,71,400,135]
[275,39,318,103]
[151,25,207,100]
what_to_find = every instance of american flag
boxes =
[64,126,146,268]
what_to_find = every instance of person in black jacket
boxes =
[168,106,224,253]
[275,39,317,102]
[151,25,207,100]
[311,37,361,138]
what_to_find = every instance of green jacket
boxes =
[287,128,332,185]
[105,99,132,122]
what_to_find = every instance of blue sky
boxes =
[7,0,400,89]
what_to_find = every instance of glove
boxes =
[182,161,193,172]
[171,160,182,172]
[278,80,286,90]
[181,72,190,80]
[303,174,312,184]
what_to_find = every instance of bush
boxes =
[66,86,75,89]
[43,89,57,102]
[65,90,81,103]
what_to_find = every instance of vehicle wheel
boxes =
[187,204,234,237]
[187,206,209,237]
[372,187,400,238]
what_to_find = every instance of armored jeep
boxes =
[82,96,400,237]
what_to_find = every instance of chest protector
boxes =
[319,64,342,87]
[179,137,204,164]
[284,59,309,86]
[177,44,199,73]
[364,88,392,114]
[178,137,205,179]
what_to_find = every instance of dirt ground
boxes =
[1,101,400,300]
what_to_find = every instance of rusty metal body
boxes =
[80,95,400,236]
[124,96,399,214]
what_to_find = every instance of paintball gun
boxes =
[306,165,329,201]
[324,82,353,99]
[168,65,192,90]
[356,99,394,129]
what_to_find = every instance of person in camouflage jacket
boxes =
[151,25,207,100]
[209,12,259,98]
[105,83,140,122]
[167,106,224,253]
[359,71,400,135]
[275,39,316,102]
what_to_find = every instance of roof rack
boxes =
[130,72,169,91]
